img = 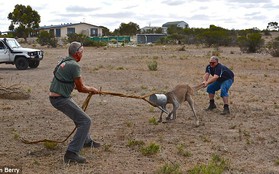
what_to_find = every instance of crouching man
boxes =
[202,56,234,115]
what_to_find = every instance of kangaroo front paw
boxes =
[166,116,172,120]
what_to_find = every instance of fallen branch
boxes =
[0,84,30,100]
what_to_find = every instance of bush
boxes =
[67,33,87,43]
[140,142,160,156]
[127,139,145,148]
[238,32,264,53]
[43,141,58,150]
[156,163,182,174]
[37,31,58,47]
[188,154,230,174]
[267,36,279,57]
[67,33,106,47]
[148,60,158,71]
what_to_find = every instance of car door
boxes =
[0,41,10,62]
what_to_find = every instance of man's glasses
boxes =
[76,43,83,52]
[209,62,216,65]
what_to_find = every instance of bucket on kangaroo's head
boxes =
[149,94,167,107]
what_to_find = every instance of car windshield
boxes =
[7,39,21,48]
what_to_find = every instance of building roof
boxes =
[162,21,187,27]
[39,22,99,29]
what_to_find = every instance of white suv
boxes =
[0,38,43,70]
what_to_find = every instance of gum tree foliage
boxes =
[166,25,185,44]
[99,26,112,36]
[267,22,279,31]
[8,4,40,42]
[116,22,140,36]
[164,25,237,46]
[141,27,163,34]
[182,28,205,45]
[196,25,234,47]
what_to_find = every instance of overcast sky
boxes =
[0,0,279,32]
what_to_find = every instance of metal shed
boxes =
[136,34,167,44]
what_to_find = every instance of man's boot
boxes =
[64,150,86,163]
[205,99,216,111]
[221,104,230,115]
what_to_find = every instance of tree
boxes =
[197,25,232,47]
[99,26,112,36]
[267,22,278,31]
[141,27,163,34]
[8,4,41,42]
[118,22,140,36]
[167,25,184,35]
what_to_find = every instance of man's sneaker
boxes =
[64,151,86,163]
[220,108,230,115]
[84,140,101,148]
[205,104,217,111]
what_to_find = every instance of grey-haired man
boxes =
[203,56,234,115]
[49,41,100,163]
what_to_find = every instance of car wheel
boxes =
[29,60,40,68]
[15,57,29,70]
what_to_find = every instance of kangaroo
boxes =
[158,84,203,126]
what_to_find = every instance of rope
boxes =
[20,91,156,144]
[20,93,94,144]
[98,90,157,107]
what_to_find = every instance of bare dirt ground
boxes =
[0,43,279,174]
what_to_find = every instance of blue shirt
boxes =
[205,63,234,82]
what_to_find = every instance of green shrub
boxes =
[127,139,145,148]
[148,117,158,125]
[238,32,264,53]
[148,60,158,71]
[267,39,279,57]
[156,163,182,174]
[141,142,160,156]
[177,144,192,157]
[43,141,58,150]
[37,31,58,47]
[188,154,230,174]
[67,33,106,47]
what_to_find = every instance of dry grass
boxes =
[0,45,279,173]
